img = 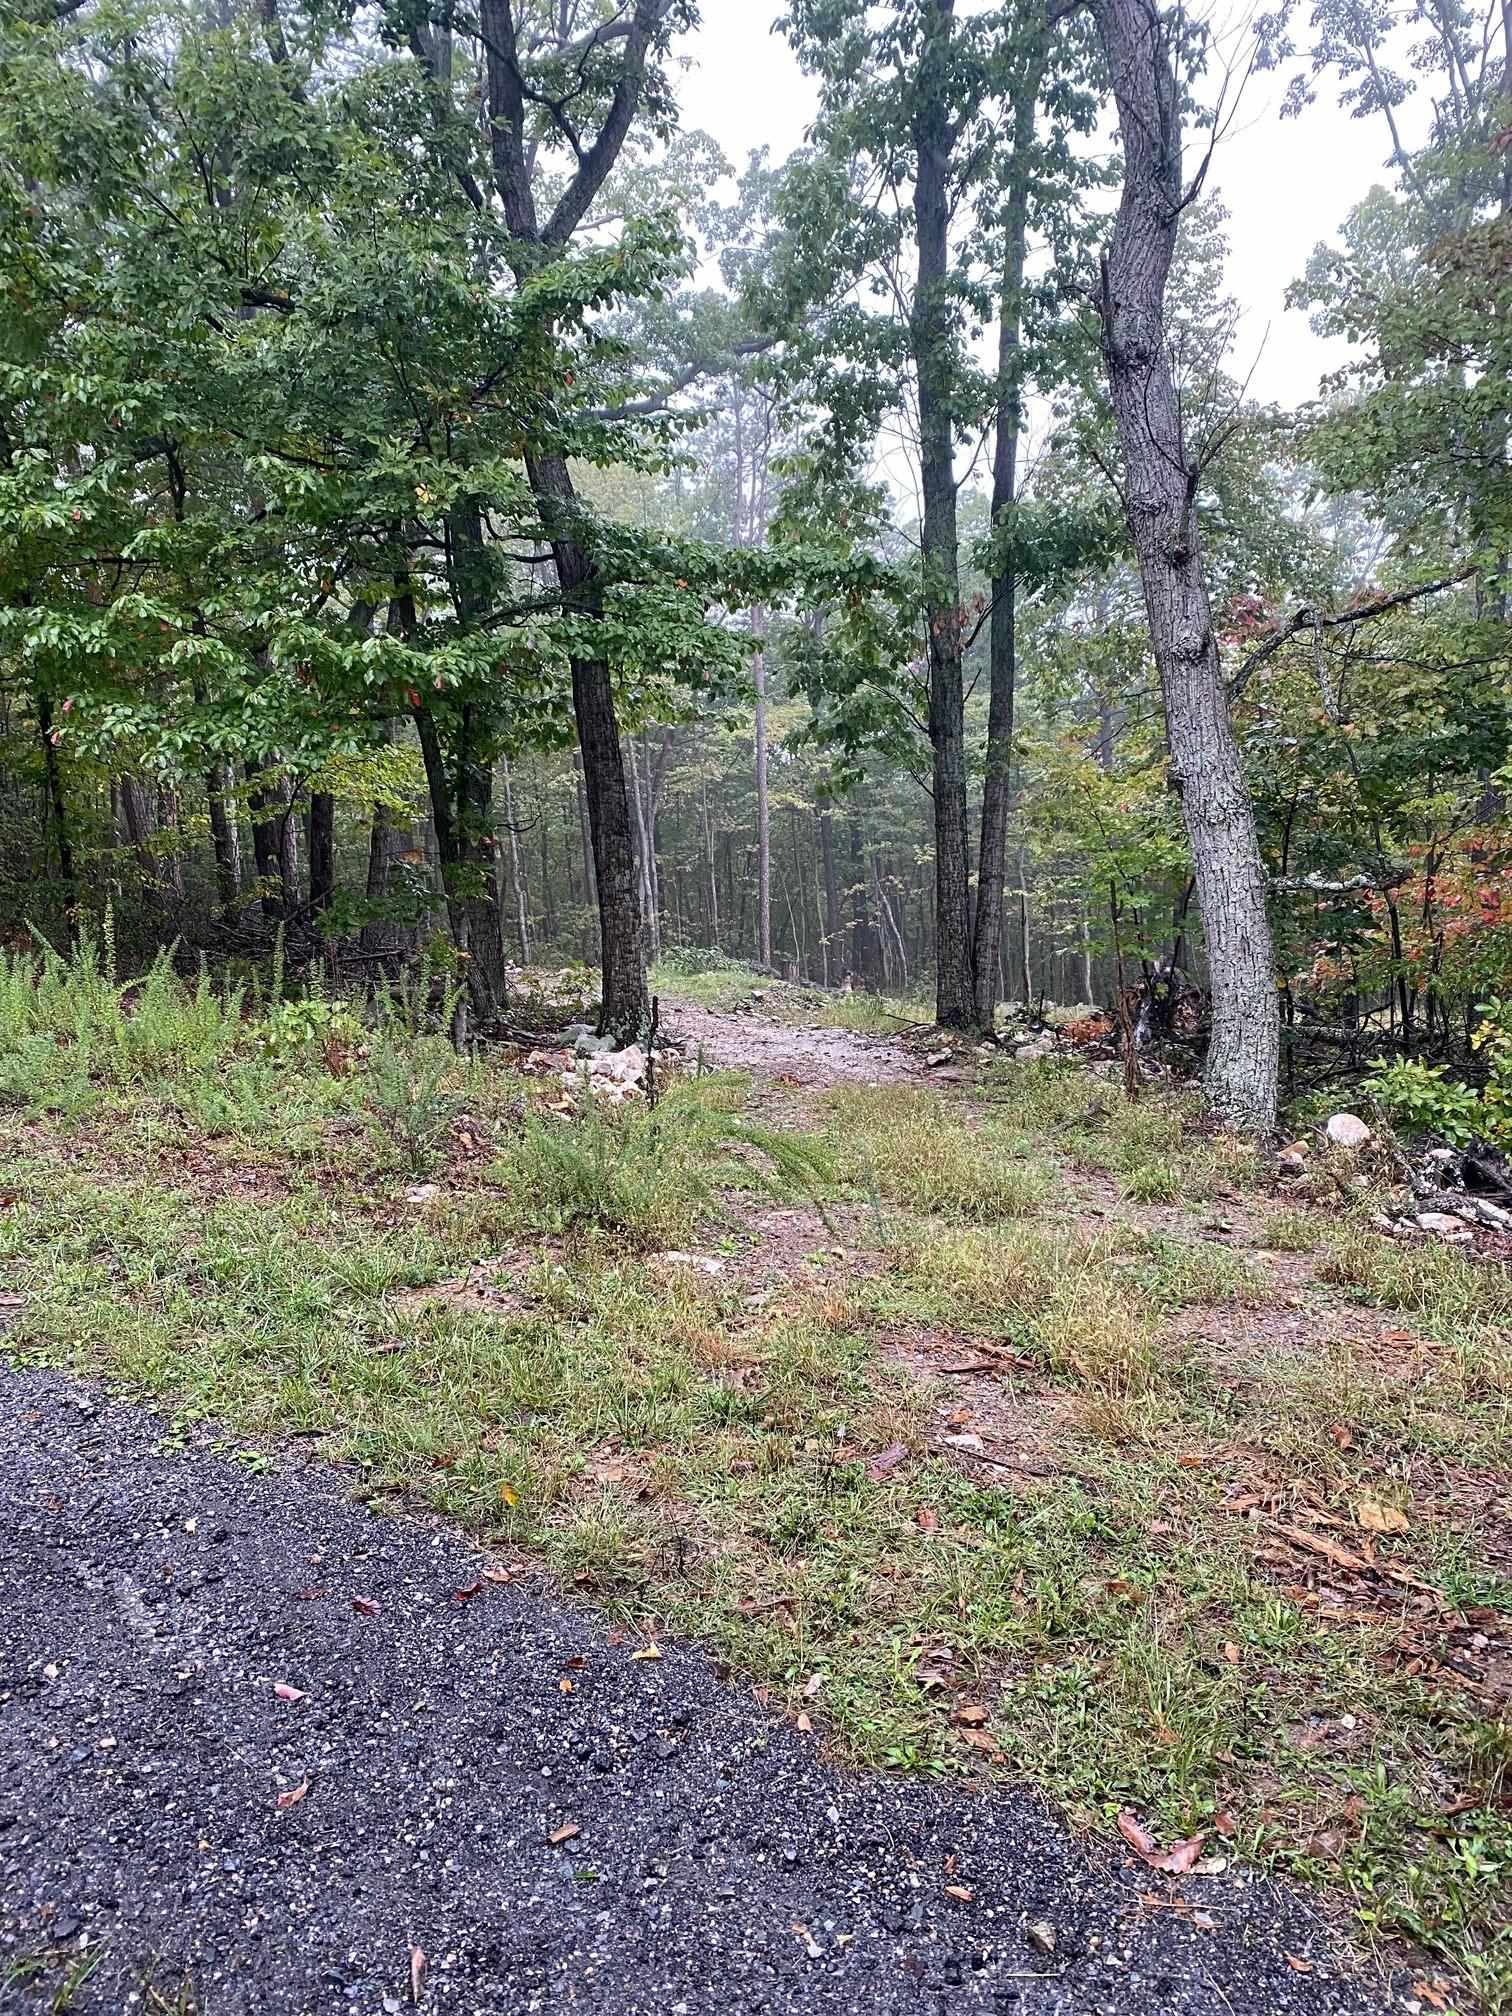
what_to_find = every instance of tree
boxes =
[1090,0,1280,1131]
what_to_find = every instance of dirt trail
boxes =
[666,999,921,1086]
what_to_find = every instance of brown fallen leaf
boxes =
[482,1565,512,1585]
[1213,1810,1236,1839]
[272,1681,307,1704]
[1328,1423,1354,1450]
[1117,1810,1158,1857]
[865,1441,908,1483]
[804,1671,824,1698]
[795,1712,813,1735]
[294,1586,325,1601]
[453,1580,483,1604]
[630,1642,661,1662]
[915,1506,939,1534]
[275,1778,309,1811]
[548,1821,580,1846]
[1221,1641,1241,1665]
[559,1678,574,1694]
[1147,1834,1207,1875]
[944,1884,974,1902]
[952,1703,989,1726]
[1285,1953,1314,1973]
[1355,1496,1410,1536]
[409,1945,427,2006]
[351,1595,381,1616]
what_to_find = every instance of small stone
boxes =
[925,1049,952,1069]
[1416,1210,1473,1242]
[1026,1920,1057,1956]
[405,1183,438,1204]
[1325,1112,1372,1151]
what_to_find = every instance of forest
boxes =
[2,1,1511,2012]
[2,0,1506,1135]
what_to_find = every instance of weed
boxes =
[827,1087,1049,1222]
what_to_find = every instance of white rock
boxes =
[1326,1112,1372,1150]
[405,1183,438,1204]
[925,1049,953,1068]
[659,1251,725,1276]
[573,1029,616,1056]
[1415,1210,1473,1242]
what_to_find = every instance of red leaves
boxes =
[1117,1810,1158,1857]
[351,1595,381,1617]
[275,1778,309,1811]
[453,1580,483,1605]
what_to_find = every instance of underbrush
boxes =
[652,951,930,1032]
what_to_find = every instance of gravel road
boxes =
[0,1369,1400,2016]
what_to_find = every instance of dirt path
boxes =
[666,999,920,1086]
[0,1371,1394,2016]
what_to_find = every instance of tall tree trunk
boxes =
[819,798,841,985]
[360,721,416,970]
[701,779,720,948]
[244,759,284,923]
[36,691,76,939]
[911,0,975,1027]
[973,27,1046,1026]
[753,609,772,968]
[500,755,532,963]
[308,791,335,917]
[1093,0,1279,1132]
[572,750,598,956]
[206,762,240,920]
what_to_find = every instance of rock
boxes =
[1275,1150,1307,1179]
[1415,1211,1473,1243]
[404,1183,438,1205]
[925,1049,952,1069]
[573,1030,616,1057]
[658,1252,725,1277]
[1026,1920,1057,1956]
[1325,1112,1372,1150]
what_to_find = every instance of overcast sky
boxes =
[673,6,1415,413]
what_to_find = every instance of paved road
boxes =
[0,1370,1399,2015]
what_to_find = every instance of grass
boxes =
[2,942,1510,2007]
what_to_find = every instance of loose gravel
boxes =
[0,1368,1400,2015]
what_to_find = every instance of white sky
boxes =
[674,5,1415,412]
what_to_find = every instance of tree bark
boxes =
[973,24,1047,1026]
[205,762,240,920]
[308,791,335,917]
[244,759,284,923]
[36,691,76,938]
[1092,0,1279,1132]
[753,610,772,968]
[912,0,975,1028]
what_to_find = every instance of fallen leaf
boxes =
[1222,1641,1241,1665]
[796,1712,813,1734]
[630,1642,661,1662]
[409,1945,427,2006]
[1191,1908,1218,1931]
[497,1481,520,1508]
[1148,1834,1207,1875]
[1117,1810,1158,1857]
[1413,1979,1451,2011]
[1328,1423,1354,1450]
[944,1883,974,1902]
[953,1703,989,1726]
[453,1580,483,1604]
[272,1681,307,1704]
[559,1678,574,1694]
[1285,1953,1314,1974]
[1213,1810,1236,1839]
[548,1822,580,1846]
[865,1441,908,1482]
[915,1506,939,1534]
[804,1671,824,1698]
[482,1565,512,1585]
[275,1778,309,1811]
[351,1595,381,1616]
[294,1585,325,1601]
[1355,1496,1409,1536]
